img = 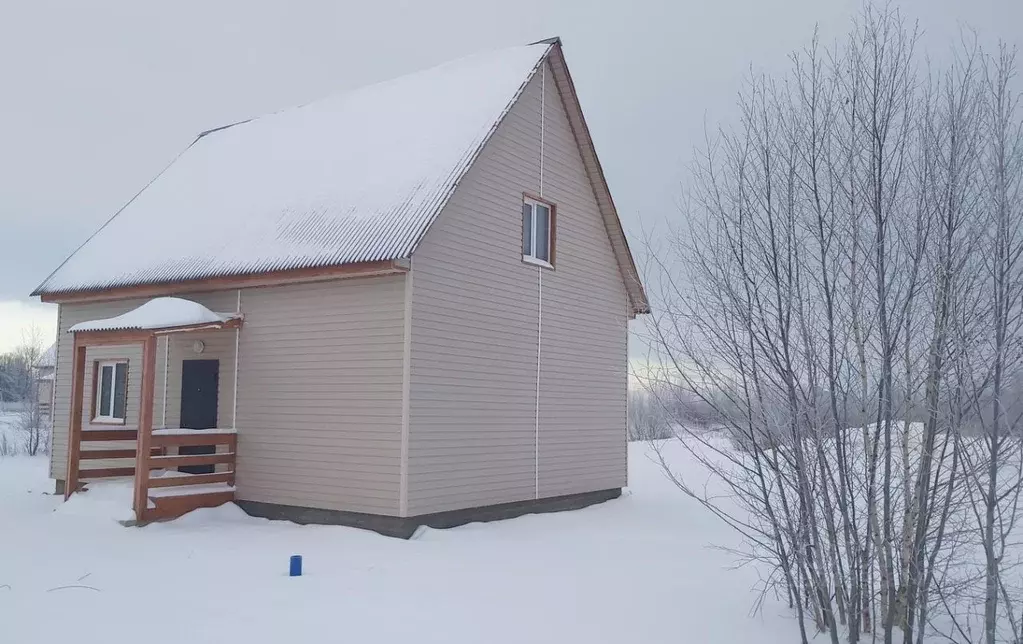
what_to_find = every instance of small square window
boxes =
[522,197,554,266]
[93,360,128,423]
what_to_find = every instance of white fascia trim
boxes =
[399,265,413,516]
[232,289,241,429]
[534,61,546,500]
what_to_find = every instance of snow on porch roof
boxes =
[33,42,553,296]
[69,297,240,334]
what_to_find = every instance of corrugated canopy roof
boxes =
[35,43,553,296]
[68,297,240,333]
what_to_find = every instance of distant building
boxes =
[35,343,56,420]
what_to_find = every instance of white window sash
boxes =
[530,203,538,258]
[523,198,551,263]
[93,360,127,423]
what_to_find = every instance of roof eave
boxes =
[36,259,408,305]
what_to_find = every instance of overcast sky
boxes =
[1,0,1019,352]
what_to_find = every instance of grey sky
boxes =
[1,0,1019,351]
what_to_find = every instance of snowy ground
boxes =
[0,442,801,644]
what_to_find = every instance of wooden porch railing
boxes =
[74,427,149,484]
[67,426,237,523]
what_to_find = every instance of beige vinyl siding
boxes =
[536,60,629,497]
[406,62,629,515]
[405,70,543,516]
[51,278,405,517]
[233,276,405,516]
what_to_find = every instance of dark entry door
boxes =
[179,359,219,474]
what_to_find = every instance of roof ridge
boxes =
[194,42,553,145]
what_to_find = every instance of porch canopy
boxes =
[65,297,243,521]
[69,297,242,334]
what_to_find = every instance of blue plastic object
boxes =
[290,555,303,577]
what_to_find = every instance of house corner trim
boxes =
[399,266,413,516]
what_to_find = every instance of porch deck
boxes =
[73,427,238,521]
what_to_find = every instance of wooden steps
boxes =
[137,429,238,522]
[148,471,234,488]
[149,482,236,499]
[147,482,236,520]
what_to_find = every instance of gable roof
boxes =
[33,40,649,315]
[33,44,550,297]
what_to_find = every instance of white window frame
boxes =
[522,196,554,268]
[93,359,128,424]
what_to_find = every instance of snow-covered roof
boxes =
[68,297,240,333]
[34,43,552,296]
[36,343,56,368]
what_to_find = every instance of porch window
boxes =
[93,360,128,423]
[522,196,554,267]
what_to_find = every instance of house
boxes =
[32,38,649,536]
[35,343,56,420]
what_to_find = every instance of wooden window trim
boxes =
[521,192,557,269]
[90,358,130,425]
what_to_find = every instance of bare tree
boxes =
[951,43,1023,644]
[0,327,49,456]
[641,5,1023,644]
[0,327,43,403]
[16,403,47,456]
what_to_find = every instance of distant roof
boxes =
[36,343,56,368]
[68,297,239,333]
[34,43,553,296]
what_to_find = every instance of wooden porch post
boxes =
[132,334,158,520]
[64,338,87,501]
